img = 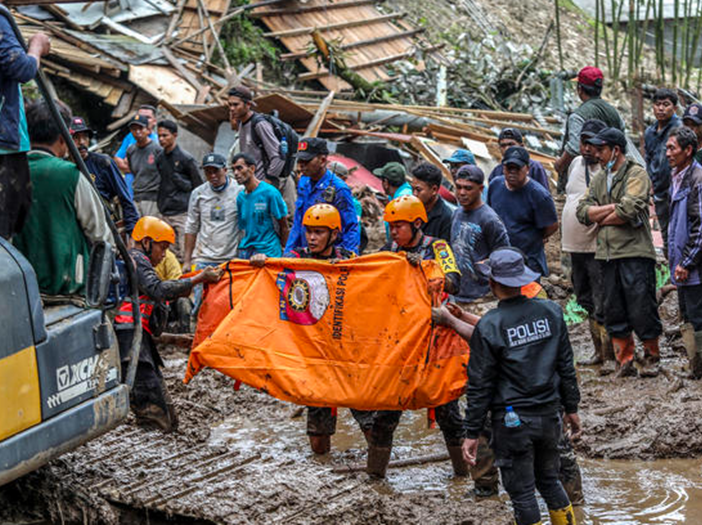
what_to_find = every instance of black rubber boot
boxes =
[367,446,392,479]
[447,445,469,477]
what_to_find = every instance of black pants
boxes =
[570,252,605,323]
[306,407,371,436]
[602,257,662,340]
[493,411,571,525]
[654,195,670,253]
[679,283,702,331]
[0,152,32,240]
[116,328,168,412]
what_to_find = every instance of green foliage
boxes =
[564,295,589,326]
[218,11,280,73]
[656,264,671,290]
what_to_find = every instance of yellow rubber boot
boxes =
[549,504,576,525]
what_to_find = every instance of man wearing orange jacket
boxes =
[115,216,221,431]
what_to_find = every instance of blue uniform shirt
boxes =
[285,170,360,253]
[85,151,140,233]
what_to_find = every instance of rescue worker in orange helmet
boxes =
[251,204,373,454]
[355,195,465,479]
[115,216,222,432]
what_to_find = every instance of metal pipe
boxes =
[0,5,142,388]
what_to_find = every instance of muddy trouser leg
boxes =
[493,412,570,525]
[602,259,634,339]
[473,428,499,492]
[679,284,702,331]
[617,257,663,342]
[350,409,375,433]
[654,194,670,254]
[368,410,402,448]
[191,261,220,318]
[570,252,595,317]
[306,407,337,436]
[116,328,168,413]
[557,426,584,506]
[0,152,32,240]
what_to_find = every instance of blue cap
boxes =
[477,248,540,287]
[443,149,475,165]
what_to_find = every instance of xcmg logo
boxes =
[48,355,117,409]
[56,355,101,391]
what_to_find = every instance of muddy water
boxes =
[211,404,702,524]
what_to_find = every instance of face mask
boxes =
[210,178,229,193]
[605,151,618,172]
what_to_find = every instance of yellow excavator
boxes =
[0,5,142,487]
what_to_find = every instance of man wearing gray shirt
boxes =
[126,114,162,217]
[228,85,296,214]
[183,153,243,314]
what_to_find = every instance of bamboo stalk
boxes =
[595,0,600,68]
[672,0,679,85]
[554,0,564,70]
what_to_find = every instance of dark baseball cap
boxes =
[580,119,607,140]
[501,146,530,168]
[228,85,255,103]
[128,114,149,128]
[297,137,329,161]
[69,116,93,136]
[476,247,540,287]
[498,128,523,143]
[585,127,627,150]
[683,103,702,125]
[373,161,407,186]
[201,152,227,169]
[455,165,485,185]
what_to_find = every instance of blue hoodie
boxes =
[0,15,38,151]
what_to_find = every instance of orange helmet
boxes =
[303,204,342,230]
[383,195,427,223]
[132,216,175,244]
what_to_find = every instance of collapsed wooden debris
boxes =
[8,0,561,185]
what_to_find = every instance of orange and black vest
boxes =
[114,295,154,334]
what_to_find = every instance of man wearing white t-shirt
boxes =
[562,118,615,373]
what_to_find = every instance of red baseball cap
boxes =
[577,66,604,87]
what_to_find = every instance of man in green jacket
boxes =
[576,128,662,378]
[13,100,112,296]
[555,67,626,193]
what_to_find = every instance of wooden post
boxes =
[304,91,335,138]
[197,0,232,73]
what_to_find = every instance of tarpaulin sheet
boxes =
[184,253,469,410]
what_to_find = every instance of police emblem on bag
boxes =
[276,269,330,325]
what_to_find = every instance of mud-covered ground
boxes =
[3,233,702,523]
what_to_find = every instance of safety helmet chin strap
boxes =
[319,228,339,255]
[140,238,153,260]
[409,220,423,244]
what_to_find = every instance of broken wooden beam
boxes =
[252,0,381,17]
[280,29,425,61]
[304,91,335,138]
[264,12,406,39]
[297,45,441,82]
[332,453,449,474]
[410,136,454,185]
[162,47,205,94]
